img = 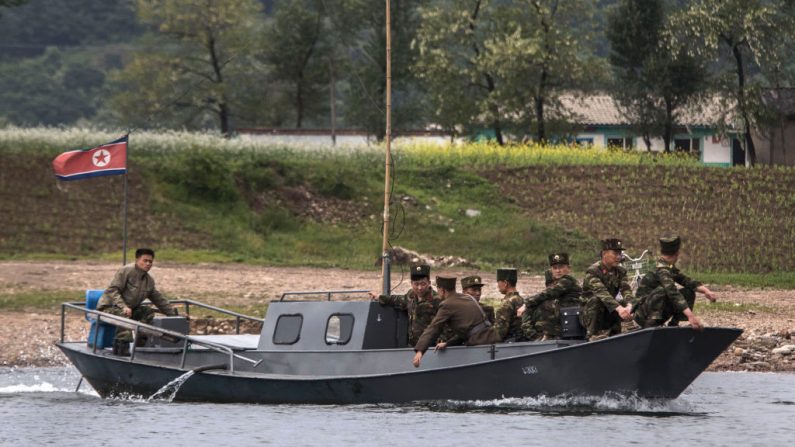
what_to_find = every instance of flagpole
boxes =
[122,135,129,265]
[380,0,392,296]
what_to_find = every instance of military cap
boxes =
[601,238,625,251]
[496,268,517,282]
[461,275,484,289]
[410,263,431,280]
[548,252,570,266]
[435,276,457,291]
[659,236,682,256]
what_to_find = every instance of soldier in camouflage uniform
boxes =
[97,248,178,356]
[369,263,441,346]
[520,253,582,340]
[633,236,716,329]
[580,239,635,341]
[438,275,493,347]
[494,268,527,342]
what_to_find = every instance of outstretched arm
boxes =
[697,285,716,302]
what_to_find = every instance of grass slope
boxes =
[1,127,794,288]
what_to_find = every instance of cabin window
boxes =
[273,314,302,345]
[576,137,594,146]
[325,314,354,345]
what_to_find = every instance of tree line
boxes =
[0,0,793,162]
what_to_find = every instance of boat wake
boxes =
[420,393,700,416]
[0,381,99,397]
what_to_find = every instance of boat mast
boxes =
[380,0,393,296]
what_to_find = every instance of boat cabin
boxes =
[258,300,409,351]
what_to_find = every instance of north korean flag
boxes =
[52,135,128,181]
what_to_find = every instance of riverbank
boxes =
[0,261,793,372]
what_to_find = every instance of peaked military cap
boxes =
[659,236,682,256]
[548,252,570,266]
[496,268,517,282]
[435,276,457,291]
[410,263,431,280]
[601,238,625,251]
[461,275,484,289]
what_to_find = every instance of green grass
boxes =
[697,301,776,314]
[695,272,795,289]
[0,290,84,311]
[3,127,795,287]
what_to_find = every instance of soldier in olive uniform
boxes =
[412,276,501,367]
[520,253,582,340]
[438,275,494,348]
[580,239,635,341]
[369,263,441,346]
[97,248,178,356]
[461,275,494,323]
[494,268,527,342]
[633,236,716,329]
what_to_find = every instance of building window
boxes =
[576,137,594,146]
[674,137,701,154]
[325,314,354,345]
[674,138,691,152]
[607,137,634,149]
[273,314,302,344]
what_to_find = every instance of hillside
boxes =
[1,129,794,283]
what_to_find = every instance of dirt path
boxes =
[1,261,793,371]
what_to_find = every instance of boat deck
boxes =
[190,335,259,350]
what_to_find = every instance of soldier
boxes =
[369,263,441,346]
[520,252,582,340]
[437,275,494,348]
[494,268,526,342]
[633,236,716,329]
[580,239,635,341]
[461,275,494,323]
[412,276,501,367]
[97,248,178,356]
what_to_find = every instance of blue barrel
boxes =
[85,289,116,349]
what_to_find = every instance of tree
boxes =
[109,0,263,135]
[413,0,505,143]
[671,0,795,165]
[415,0,602,143]
[482,0,603,142]
[262,0,328,128]
[0,48,105,125]
[0,0,140,62]
[606,0,709,152]
[340,0,427,140]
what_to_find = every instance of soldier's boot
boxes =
[135,334,149,348]
[588,330,610,342]
[112,339,130,356]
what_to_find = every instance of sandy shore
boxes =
[1,260,793,372]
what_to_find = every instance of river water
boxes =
[0,367,792,446]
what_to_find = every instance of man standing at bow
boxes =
[97,248,178,355]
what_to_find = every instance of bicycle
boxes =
[621,249,650,292]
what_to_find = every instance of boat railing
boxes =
[278,290,370,302]
[168,299,264,334]
[59,302,263,373]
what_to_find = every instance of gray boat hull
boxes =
[58,326,741,404]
